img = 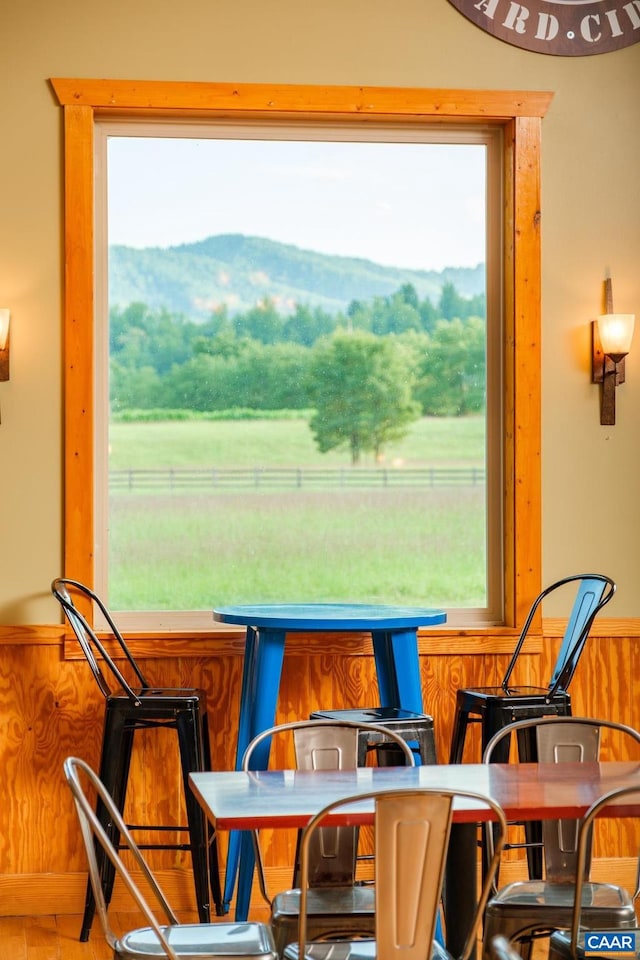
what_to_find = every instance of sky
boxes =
[107,135,486,273]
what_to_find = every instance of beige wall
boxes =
[0,0,638,623]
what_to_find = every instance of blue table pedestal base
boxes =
[214,603,446,920]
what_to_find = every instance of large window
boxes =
[53,80,550,635]
[97,122,499,625]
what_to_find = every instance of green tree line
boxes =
[110,282,485,462]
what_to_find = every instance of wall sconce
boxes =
[0,309,9,382]
[592,280,635,425]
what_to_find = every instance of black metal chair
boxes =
[450,574,615,886]
[52,577,224,941]
[63,755,276,960]
[449,574,616,767]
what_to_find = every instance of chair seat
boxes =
[110,686,205,701]
[107,688,207,714]
[271,885,376,953]
[458,686,569,702]
[117,921,278,958]
[484,880,637,955]
[310,707,436,765]
[487,878,635,913]
[283,939,452,960]
[273,884,376,918]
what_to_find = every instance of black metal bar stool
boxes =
[448,574,616,765]
[310,706,437,765]
[52,577,224,941]
[448,573,615,881]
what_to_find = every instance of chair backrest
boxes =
[242,719,415,897]
[242,717,415,771]
[296,787,508,960]
[63,755,181,960]
[566,784,640,957]
[501,574,615,695]
[483,716,640,883]
[52,577,149,701]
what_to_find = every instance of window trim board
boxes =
[52,79,550,636]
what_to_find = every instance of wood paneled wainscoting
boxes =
[0,620,639,917]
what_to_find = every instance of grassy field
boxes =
[108,415,485,469]
[107,416,487,610]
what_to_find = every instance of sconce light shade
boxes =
[592,279,635,426]
[0,309,9,382]
[0,309,9,351]
[597,313,635,362]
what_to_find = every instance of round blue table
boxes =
[213,602,447,918]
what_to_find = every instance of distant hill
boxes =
[109,233,485,321]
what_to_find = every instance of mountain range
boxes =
[109,233,485,321]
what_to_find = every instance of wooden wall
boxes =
[0,623,638,916]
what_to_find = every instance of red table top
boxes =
[190,760,640,829]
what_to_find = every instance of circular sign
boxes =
[447,1,640,56]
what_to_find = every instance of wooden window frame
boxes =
[51,79,551,638]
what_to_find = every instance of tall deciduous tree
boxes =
[414,317,485,415]
[308,331,420,464]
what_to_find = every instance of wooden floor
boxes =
[0,909,274,960]
[0,914,124,959]
[0,912,212,959]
